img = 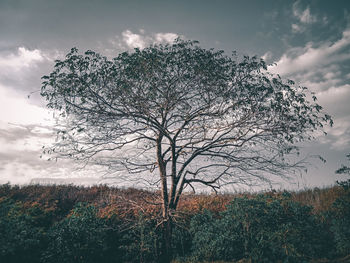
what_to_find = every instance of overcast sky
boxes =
[0,0,349,189]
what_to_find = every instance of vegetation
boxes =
[0,181,349,262]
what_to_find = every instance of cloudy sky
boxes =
[0,0,349,189]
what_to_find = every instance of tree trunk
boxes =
[156,134,173,263]
[159,216,173,263]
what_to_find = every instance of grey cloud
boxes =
[290,1,318,35]
[0,124,53,143]
[0,150,43,168]
[0,47,59,106]
[293,4,317,24]
[0,144,101,184]
[270,28,350,77]
[316,85,350,117]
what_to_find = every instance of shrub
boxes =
[42,203,111,263]
[190,193,326,262]
[0,198,47,263]
[190,209,244,261]
[330,179,350,256]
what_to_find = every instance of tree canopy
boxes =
[41,39,331,195]
[41,39,332,261]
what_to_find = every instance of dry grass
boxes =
[0,182,345,219]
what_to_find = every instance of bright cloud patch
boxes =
[0,46,105,185]
[0,85,53,127]
[122,30,147,49]
[0,47,55,128]
[154,33,178,43]
[0,83,57,183]
[0,47,60,98]
[101,30,180,58]
[0,88,94,184]
[121,30,179,50]
[0,47,45,70]
[269,28,350,77]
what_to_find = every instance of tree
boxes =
[41,39,331,262]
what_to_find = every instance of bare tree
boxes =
[41,39,331,262]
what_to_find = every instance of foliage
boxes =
[190,193,329,262]
[0,198,48,263]
[190,209,243,261]
[330,179,350,256]
[42,203,110,263]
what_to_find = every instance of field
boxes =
[0,180,349,262]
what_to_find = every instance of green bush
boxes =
[42,203,111,263]
[0,198,47,263]
[331,179,350,256]
[190,193,327,262]
[190,209,243,261]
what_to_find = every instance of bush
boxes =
[330,179,350,256]
[0,198,47,263]
[190,193,327,262]
[190,209,243,261]
[42,203,111,263]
